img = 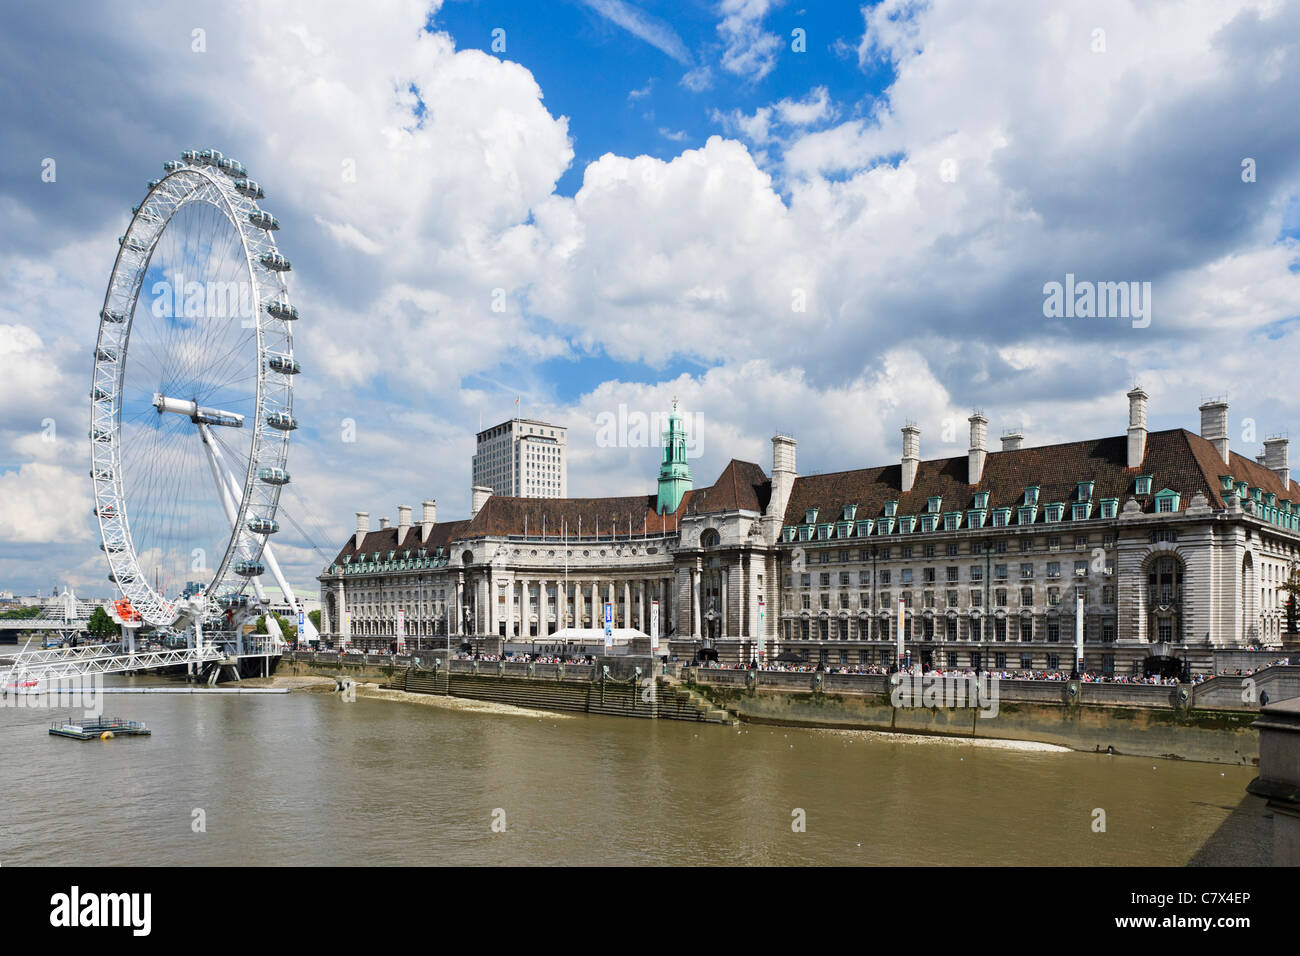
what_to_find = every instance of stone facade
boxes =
[319,392,1300,675]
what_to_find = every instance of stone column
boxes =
[485,571,495,636]
[623,580,631,629]
[520,576,530,639]
[454,574,463,636]
[720,568,728,639]
[538,578,548,637]
[590,580,599,628]
[692,565,702,638]
[638,580,646,632]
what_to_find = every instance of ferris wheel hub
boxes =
[151,393,245,428]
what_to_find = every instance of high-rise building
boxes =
[472,418,567,498]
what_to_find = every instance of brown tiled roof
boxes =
[782,428,1293,526]
[683,459,771,516]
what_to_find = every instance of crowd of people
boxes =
[696,660,1211,684]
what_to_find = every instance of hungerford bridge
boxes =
[1,148,323,690]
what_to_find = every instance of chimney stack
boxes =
[766,435,798,521]
[1127,387,1149,468]
[1197,398,1229,465]
[354,512,369,551]
[1264,436,1291,488]
[397,504,412,545]
[471,485,492,519]
[1000,430,1023,451]
[378,516,390,530]
[968,413,989,484]
[420,500,437,543]
[901,424,921,493]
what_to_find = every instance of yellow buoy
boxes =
[100,731,114,740]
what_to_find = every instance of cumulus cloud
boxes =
[2,0,1298,599]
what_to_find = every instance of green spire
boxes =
[657,398,692,515]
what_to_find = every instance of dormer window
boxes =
[967,509,987,528]
[1220,475,1234,492]
[927,496,942,514]
[944,513,961,531]
[1077,481,1094,501]
[974,492,990,510]
[843,504,857,521]
[1153,488,1181,514]
[1252,487,1263,502]
[1135,475,1152,496]
[899,516,916,533]
[920,515,936,533]
[884,500,898,518]
[1018,506,1035,525]
[805,508,819,525]
[1072,502,1092,520]
[1099,498,1118,519]
[1045,504,1064,522]
[1024,486,1039,507]
[1235,480,1248,499]
[856,519,874,537]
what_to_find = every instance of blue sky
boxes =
[1,0,1299,598]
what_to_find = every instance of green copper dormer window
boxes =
[782,527,796,542]
[343,555,352,564]
[899,515,916,533]
[884,500,898,518]
[927,496,942,514]
[1153,488,1181,513]
[1135,476,1152,495]
[843,504,857,521]
[797,526,811,542]
[1024,486,1039,507]
[878,516,896,535]
[920,514,936,533]
[1077,481,1094,501]
[967,509,987,528]
[974,492,990,510]
[805,508,819,525]
[1045,504,1064,522]
[857,519,874,537]
[1072,501,1093,520]
[1253,487,1263,502]
[943,512,962,531]
[1018,506,1036,525]
[1100,498,1118,519]
[818,523,833,540]
[1220,476,1235,492]
[837,521,853,538]
[1235,480,1248,499]
[992,507,1011,527]
[1266,493,1277,507]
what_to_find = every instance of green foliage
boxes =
[87,606,120,640]
[255,612,295,637]
[0,605,44,620]
[308,609,321,631]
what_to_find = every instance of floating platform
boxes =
[49,717,151,740]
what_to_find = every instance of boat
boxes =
[49,717,151,741]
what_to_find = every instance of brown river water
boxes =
[0,676,1255,866]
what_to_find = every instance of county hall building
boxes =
[318,390,1300,676]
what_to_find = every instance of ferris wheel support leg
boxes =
[198,423,280,647]
[205,429,313,646]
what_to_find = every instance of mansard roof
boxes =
[782,428,1293,526]
[330,519,472,565]
[682,459,771,516]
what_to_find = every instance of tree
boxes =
[1283,564,1300,635]
[308,609,321,632]
[87,606,120,641]
[254,611,295,638]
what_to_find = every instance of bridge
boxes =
[0,590,98,640]
[0,634,286,686]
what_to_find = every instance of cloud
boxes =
[580,0,692,63]
[718,0,782,81]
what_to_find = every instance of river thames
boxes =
[0,677,1257,866]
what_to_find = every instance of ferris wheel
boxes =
[90,149,311,637]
